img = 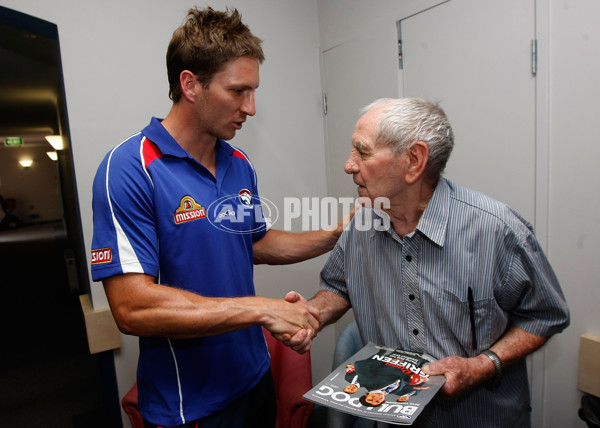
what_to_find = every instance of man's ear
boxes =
[180,70,198,102]
[404,141,429,184]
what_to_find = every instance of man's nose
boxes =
[344,156,358,174]
[241,91,256,116]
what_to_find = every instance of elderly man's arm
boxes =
[422,326,547,399]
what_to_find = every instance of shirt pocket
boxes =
[435,286,506,357]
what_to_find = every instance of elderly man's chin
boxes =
[356,186,369,198]
[356,187,377,206]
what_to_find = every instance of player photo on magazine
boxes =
[304,343,446,425]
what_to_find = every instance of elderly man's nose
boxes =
[345,157,357,174]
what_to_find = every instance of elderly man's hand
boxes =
[260,292,319,353]
[273,291,320,354]
[421,354,496,399]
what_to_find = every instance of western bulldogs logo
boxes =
[239,189,253,207]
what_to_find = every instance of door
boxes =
[400,0,536,221]
[322,26,402,200]
[399,1,542,422]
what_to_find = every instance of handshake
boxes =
[261,290,321,354]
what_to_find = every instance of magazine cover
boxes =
[303,343,445,425]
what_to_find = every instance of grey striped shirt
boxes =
[320,178,569,427]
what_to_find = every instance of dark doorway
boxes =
[0,6,121,427]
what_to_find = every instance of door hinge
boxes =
[531,39,538,76]
[322,93,328,116]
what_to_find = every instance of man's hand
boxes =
[273,291,319,354]
[328,205,357,238]
[270,289,350,354]
[421,354,495,400]
[260,291,319,354]
[421,327,549,400]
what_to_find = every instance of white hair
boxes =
[361,97,455,183]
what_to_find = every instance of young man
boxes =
[91,7,343,428]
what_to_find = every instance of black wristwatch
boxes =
[481,349,503,384]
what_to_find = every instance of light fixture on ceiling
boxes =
[47,151,58,161]
[19,159,33,168]
[45,135,64,150]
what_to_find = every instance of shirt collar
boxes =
[416,177,450,247]
[142,116,235,159]
[369,177,450,247]
[142,117,187,158]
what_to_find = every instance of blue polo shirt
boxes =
[91,117,270,426]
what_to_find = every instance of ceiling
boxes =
[0,20,61,148]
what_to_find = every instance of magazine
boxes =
[303,343,445,425]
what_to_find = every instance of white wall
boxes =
[0,0,330,426]
[317,0,599,427]
[544,1,600,426]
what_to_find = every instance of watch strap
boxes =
[481,349,503,384]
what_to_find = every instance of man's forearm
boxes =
[104,273,319,339]
[253,207,355,265]
[424,326,549,399]
[488,326,548,368]
[253,229,339,265]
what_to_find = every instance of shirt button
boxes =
[406,255,412,262]
[413,329,419,335]
[409,294,415,300]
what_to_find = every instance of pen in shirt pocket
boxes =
[468,286,477,350]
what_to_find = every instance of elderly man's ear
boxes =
[404,141,429,184]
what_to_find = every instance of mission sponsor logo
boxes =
[91,247,112,264]
[174,196,207,224]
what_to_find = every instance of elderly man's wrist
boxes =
[480,349,503,384]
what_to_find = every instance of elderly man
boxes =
[289,97,569,427]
